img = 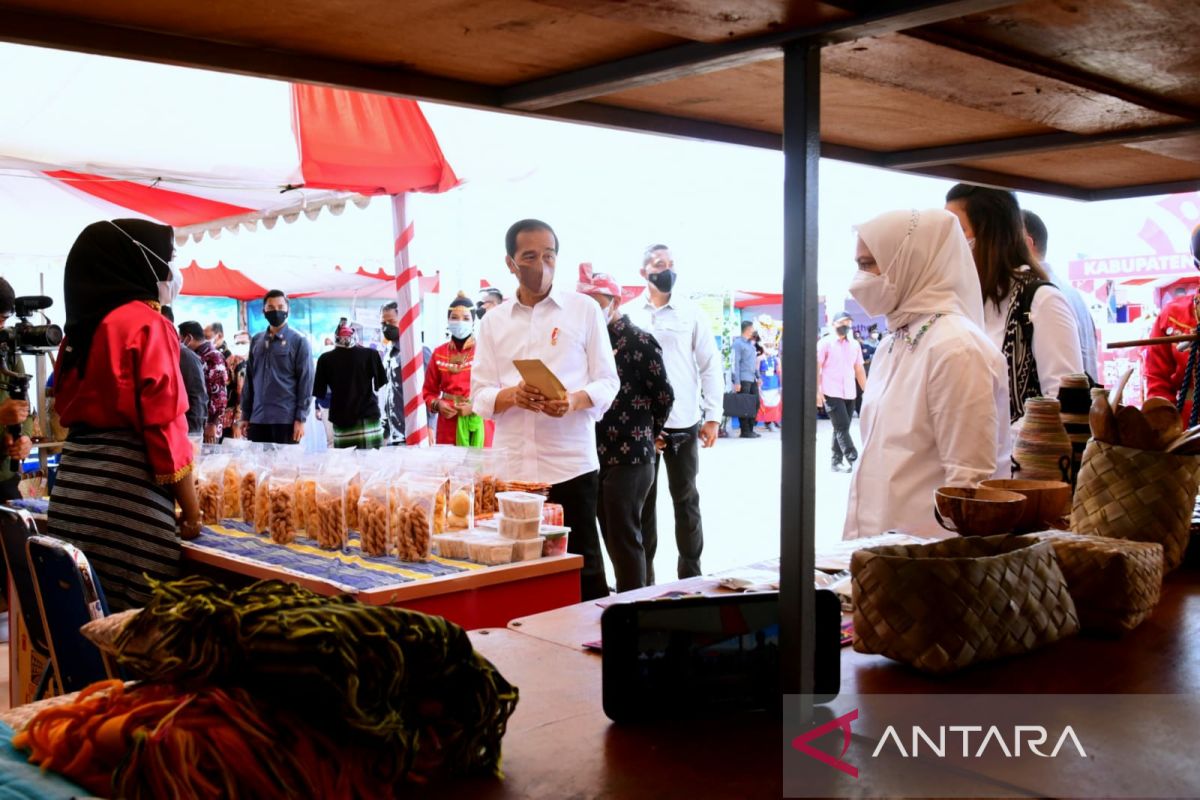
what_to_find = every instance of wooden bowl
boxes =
[934,486,1027,537]
[980,479,1072,532]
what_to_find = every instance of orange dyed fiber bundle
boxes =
[13,680,395,800]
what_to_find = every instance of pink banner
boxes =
[1068,252,1194,281]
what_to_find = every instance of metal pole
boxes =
[780,42,820,697]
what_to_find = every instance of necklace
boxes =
[889,313,944,354]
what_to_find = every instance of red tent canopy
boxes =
[735,291,783,308]
[178,261,268,300]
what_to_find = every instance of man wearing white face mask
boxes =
[471,219,620,601]
[842,209,1010,540]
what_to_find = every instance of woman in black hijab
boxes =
[49,219,199,611]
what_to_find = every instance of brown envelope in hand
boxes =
[513,359,568,401]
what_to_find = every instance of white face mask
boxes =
[108,221,180,304]
[848,270,900,319]
[447,319,473,340]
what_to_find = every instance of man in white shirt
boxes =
[627,244,724,582]
[471,219,620,600]
[1022,209,1099,383]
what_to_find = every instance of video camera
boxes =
[0,296,63,353]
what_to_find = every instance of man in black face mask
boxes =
[240,289,314,444]
[379,300,407,445]
[626,244,724,582]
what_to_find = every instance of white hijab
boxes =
[855,208,984,331]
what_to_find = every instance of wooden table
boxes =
[493,565,1200,799]
[182,542,583,631]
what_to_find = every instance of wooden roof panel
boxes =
[529,0,854,43]
[1,0,686,83]
[822,33,1187,134]
[0,0,1195,197]
[964,144,1200,190]
[934,0,1200,107]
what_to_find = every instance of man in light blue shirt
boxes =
[240,290,314,444]
[731,320,760,438]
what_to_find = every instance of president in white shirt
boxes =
[471,219,620,600]
[626,244,724,582]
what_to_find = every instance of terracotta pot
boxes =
[980,479,1072,532]
[934,486,1027,537]
[1014,397,1073,483]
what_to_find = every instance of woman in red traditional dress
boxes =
[1144,225,1200,424]
[422,293,493,446]
[49,220,199,611]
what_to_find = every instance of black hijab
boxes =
[60,219,176,377]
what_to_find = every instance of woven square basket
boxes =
[1070,440,1200,573]
[1021,531,1162,635]
[851,535,1079,674]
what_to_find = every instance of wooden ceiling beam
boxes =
[883,122,1200,169]
[903,27,1200,123]
[500,0,1019,111]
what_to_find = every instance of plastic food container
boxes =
[498,514,542,540]
[541,527,570,557]
[496,491,546,521]
[513,537,545,562]
[468,535,515,566]
[433,532,479,560]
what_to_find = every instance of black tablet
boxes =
[601,590,840,722]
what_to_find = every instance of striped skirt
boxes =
[47,430,180,612]
[332,419,384,449]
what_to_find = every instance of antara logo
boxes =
[872,725,1088,759]
[791,711,1089,778]
[791,709,859,778]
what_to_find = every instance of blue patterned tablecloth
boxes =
[190,520,482,593]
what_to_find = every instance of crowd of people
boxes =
[33,216,742,605]
[840,185,1103,540]
[26,187,1193,609]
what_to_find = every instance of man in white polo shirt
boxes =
[471,219,620,600]
[627,244,723,582]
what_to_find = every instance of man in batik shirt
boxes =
[578,265,674,592]
[179,320,228,443]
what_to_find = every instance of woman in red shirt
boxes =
[49,220,199,612]
[422,293,491,446]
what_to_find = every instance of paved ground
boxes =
[599,417,858,585]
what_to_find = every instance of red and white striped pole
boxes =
[390,193,429,446]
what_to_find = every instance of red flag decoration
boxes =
[391,194,429,446]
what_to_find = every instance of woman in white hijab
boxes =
[843,208,1010,540]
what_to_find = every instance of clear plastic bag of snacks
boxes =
[541,503,564,528]
[197,454,229,526]
[267,465,299,545]
[253,465,273,534]
[358,471,392,557]
[445,467,475,532]
[392,474,441,562]
[312,468,349,551]
[295,456,323,537]
[466,448,507,517]
[237,451,262,526]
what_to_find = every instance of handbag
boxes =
[723,391,758,418]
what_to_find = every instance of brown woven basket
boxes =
[1022,531,1162,635]
[851,535,1079,674]
[1070,440,1200,573]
